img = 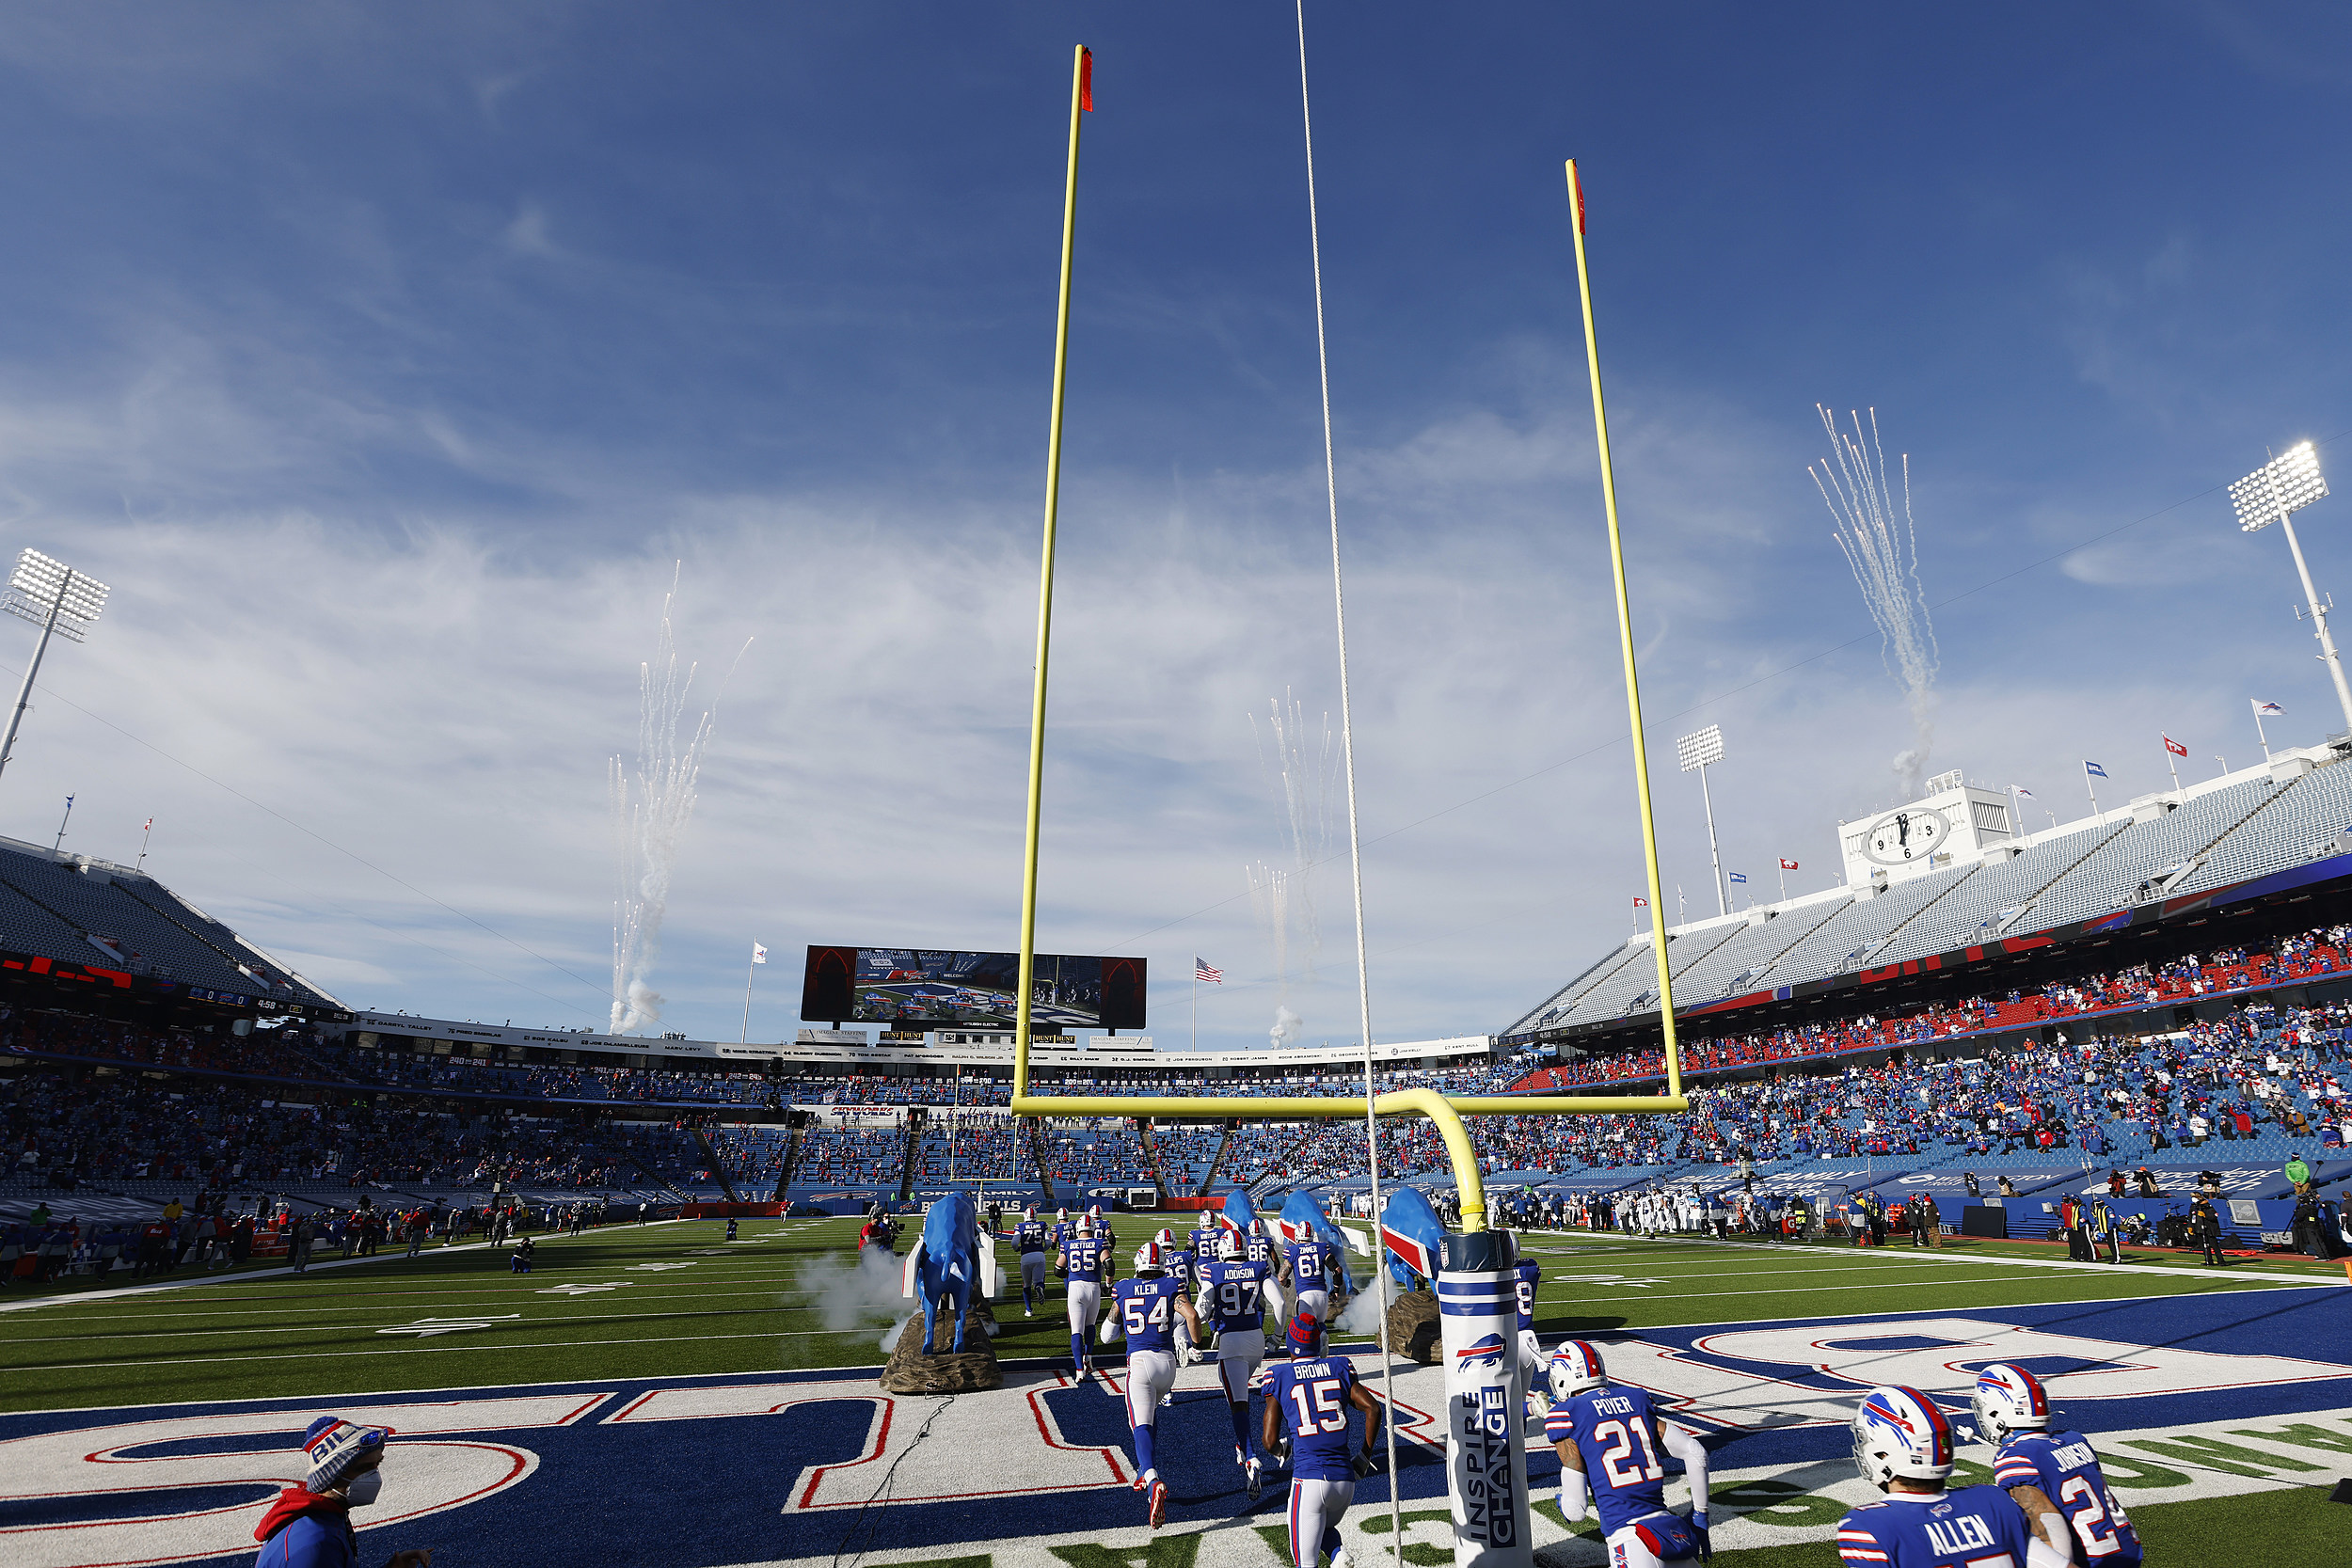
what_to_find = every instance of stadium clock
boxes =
[1861,807,1947,865]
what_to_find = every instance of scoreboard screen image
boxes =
[800,945,1146,1030]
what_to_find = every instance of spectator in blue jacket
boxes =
[253,1417,432,1568]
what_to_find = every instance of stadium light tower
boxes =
[0,549,110,789]
[2232,441,2352,735]
[1675,723,1728,918]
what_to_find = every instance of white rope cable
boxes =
[1293,0,1403,1547]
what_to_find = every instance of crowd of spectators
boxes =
[1523,923,2352,1094]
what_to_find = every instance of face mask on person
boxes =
[343,1469,384,1507]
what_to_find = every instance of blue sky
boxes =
[5,5,2352,1049]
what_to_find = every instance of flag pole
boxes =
[2254,706,2273,761]
[1012,44,1089,1109]
[740,951,755,1045]
[1568,159,1680,1101]
[2084,764,2101,819]
[2164,740,2183,799]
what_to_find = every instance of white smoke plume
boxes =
[1248,691,1335,1044]
[1810,406,1940,799]
[787,1244,911,1354]
[609,566,748,1034]
[1333,1268,1391,1340]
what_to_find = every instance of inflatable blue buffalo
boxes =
[1378,1186,1446,1291]
[899,1191,995,1353]
[1277,1191,1357,1293]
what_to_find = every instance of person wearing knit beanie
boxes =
[251,1417,432,1568]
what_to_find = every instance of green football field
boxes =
[3,1215,2346,1561]
[0,1216,2330,1414]
[0,1212,2324,1410]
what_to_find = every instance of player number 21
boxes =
[1286,1377,1349,1433]
[1590,1418,1663,1488]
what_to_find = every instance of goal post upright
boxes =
[1004,53,1685,1247]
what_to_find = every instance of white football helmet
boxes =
[1056,1207,1069,1223]
[1548,1338,1608,1402]
[1970,1363,2051,1447]
[1134,1242,1162,1272]
[1076,1215,1097,1237]
[1155,1227,1177,1252]
[1024,1206,1037,1221]
[1851,1386,1956,1486]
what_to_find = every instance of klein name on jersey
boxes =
[1921,1512,2000,1554]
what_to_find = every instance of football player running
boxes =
[1013,1207,1051,1318]
[1262,1345,1384,1568]
[1110,1241,1206,1529]
[1511,1250,1544,1388]
[1283,1227,1341,1354]
[1154,1227,1202,1366]
[1058,1215,1117,1379]
[1970,1364,2143,1565]
[1199,1229,1275,1497]
[1545,1339,1713,1567]
[1839,1384,2071,1568]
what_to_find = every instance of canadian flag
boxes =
[1779,858,1799,870]
[2164,736,2187,758]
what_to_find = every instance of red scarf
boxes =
[254,1488,350,1544]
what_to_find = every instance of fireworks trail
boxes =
[1248,690,1335,1048]
[609,566,746,1035]
[1811,405,1939,798]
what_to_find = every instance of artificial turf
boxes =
[0,1213,2323,1414]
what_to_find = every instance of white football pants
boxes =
[1124,1347,1178,1429]
[1067,1281,1101,1339]
[1286,1476,1355,1568]
[1217,1328,1266,1401]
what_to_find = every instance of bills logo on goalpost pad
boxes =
[1453,1332,1508,1372]
[1438,1245,1533,1568]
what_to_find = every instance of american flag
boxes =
[1194,958,1222,983]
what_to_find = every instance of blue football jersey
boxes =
[1266,1356,1359,1481]
[1115,1275,1186,1354]
[1993,1431,2141,1564]
[1164,1247,1197,1288]
[1545,1385,1671,1536]
[1015,1221,1048,1255]
[1837,1486,2037,1568]
[1511,1258,1541,1333]
[1062,1236,1109,1283]
[1244,1228,1274,1264]
[1188,1227,1219,1259]
[1287,1238,1335,1290]
[1199,1258,1270,1334]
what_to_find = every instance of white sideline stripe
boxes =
[1614,1231,2342,1288]
[5,1323,880,1373]
[45,1285,826,1322]
[0,1218,695,1316]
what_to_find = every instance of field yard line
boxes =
[1629,1232,2341,1287]
[37,1286,824,1322]
[5,1323,884,1373]
[0,1220,694,1317]
[0,1302,814,1345]
[1534,1271,2266,1308]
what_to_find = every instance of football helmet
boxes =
[1970,1363,2051,1446]
[1134,1242,1162,1272]
[1076,1215,1098,1237]
[1056,1207,1069,1223]
[1548,1338,1608,1402]
[1851,1385,1956,1486]
[1155,1227,1177,1252]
